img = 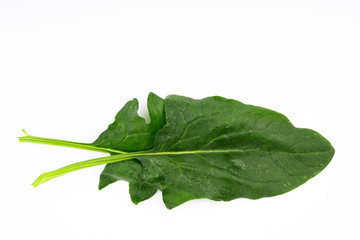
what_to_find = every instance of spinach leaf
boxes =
[19,93,334,209]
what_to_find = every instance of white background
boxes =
[1,0,359,239]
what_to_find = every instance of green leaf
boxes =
[21,94,334,209]
[135,95,334,208]
[95,92,165,203]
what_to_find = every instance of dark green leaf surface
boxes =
[94,93,165,204]
[136,95,334,208]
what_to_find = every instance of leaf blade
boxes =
[137,95,334,208]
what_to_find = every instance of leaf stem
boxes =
[19,129,126,154]
[32,154,136,187]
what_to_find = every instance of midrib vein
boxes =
[19,134,330,156]
[135,149,329,157]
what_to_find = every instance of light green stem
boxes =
[32,153,137,187]
[19,129,144,187]
[19,129,126,154]
[29,149,243,187]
